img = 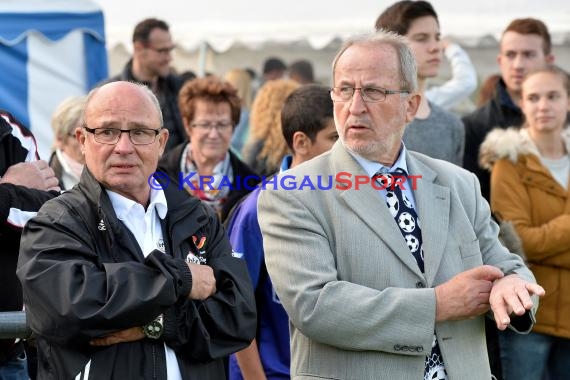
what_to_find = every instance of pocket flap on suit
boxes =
[459,239,483,270]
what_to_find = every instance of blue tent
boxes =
[0,0,108,159]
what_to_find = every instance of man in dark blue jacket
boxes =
[462,18,555,201]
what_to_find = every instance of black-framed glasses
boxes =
[190,121,233,133]
[84,127,163,145]
[330,86,410,103]
[145,44,175,54]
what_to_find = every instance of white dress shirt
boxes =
[107,188,182,380]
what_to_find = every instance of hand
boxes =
[490,274,545,330]
[89,327,145,346]
[0,161,60,191]
[435,265,504,322]
[188,263,216,300]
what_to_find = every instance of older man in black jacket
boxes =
[17,82,256,379]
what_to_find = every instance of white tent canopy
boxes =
[95,0,570,51]
[94,0,570,89]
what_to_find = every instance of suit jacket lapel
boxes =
[407,152,450,286]
[330,143,424,279]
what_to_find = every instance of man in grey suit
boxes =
[257,31,545,380]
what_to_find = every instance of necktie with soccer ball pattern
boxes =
[374,168,448,380]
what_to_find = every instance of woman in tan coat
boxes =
[480,65,570,380]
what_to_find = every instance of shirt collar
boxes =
[149,187,168,218]
[106,187,168,220]
[350,143,409,178]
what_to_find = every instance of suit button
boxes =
[416,281,425,288]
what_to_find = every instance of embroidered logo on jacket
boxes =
[97,219,106,231]
[192,235,206,250]
[187,235,207,264]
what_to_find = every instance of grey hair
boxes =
[81,81,164,127]
[51,96,86,139]
[331,30,418,93]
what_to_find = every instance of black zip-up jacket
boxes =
[17,168,256,379]
[0,110,57,364]
[462,80,524,201]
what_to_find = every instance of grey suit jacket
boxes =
[258,142,537,380]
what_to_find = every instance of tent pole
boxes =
[197,41,208,77]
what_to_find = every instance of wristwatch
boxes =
[142,314,163,339]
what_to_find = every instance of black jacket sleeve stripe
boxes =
[1,111,40,162]
[6,208,37,229]
[0,184,57,232]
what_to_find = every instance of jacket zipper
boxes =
[152,344,157,380]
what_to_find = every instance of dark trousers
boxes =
[486,318,503,380]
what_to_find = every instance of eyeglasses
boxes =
[190,121,233,133]
[84,127,163,145]
[145,45,175,54]
[330,86,410,103]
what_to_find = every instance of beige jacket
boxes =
[481,127,570,338]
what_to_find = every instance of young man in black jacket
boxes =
[462,18,555,201]
[105,18,185,151]
[0,110,59,379]
[17,82,256,379]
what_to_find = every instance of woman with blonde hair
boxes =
[49,96,86,189]
[480,65,570,380]
[224,68,254,155]
[243,79,299,176]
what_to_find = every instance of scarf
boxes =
[179,144,233,214]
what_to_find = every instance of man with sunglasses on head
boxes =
[17,81,256,379]
[105,18,185,150]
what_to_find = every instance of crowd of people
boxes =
[1,1,569,379]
